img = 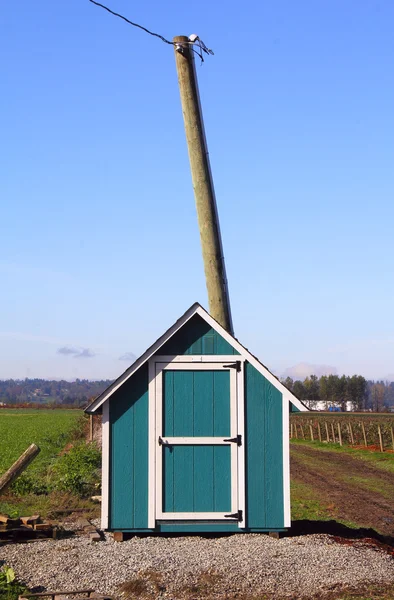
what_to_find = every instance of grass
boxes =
[340,474,394,500]
[0,409,83,475]
[0,491,99,519]
[291,481,359,530]
[291,481,336,521]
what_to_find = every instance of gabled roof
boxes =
[85,303,308,413]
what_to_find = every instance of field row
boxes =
[291,414,394,451]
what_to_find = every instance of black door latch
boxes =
[223,434,242,446]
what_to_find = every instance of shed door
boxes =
[153,360,244,525]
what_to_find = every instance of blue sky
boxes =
[1,0,393,381]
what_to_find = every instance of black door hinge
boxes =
[224,509,243,521]
[223,361,241,372]
[223,434,242,446]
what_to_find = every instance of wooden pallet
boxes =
[19,590,112,600]
[0,514,57,541]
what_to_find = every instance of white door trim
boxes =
[148,356,245,525]
[236,363,245,528]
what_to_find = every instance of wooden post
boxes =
[361,421,367,447]
[174,36,233,333]
[309,424,314,441]
[337,422,342,446]
[349,423,354,445]
[0,444,40,495]
[301,424,305,439]
[378,424,384,452]
[390,427,394,451]
[290,423,293,439]
[331,422,336,443]
[294,423,298,439]
[317,421,322,442]
[325,422,330,442]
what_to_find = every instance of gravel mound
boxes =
[1,533,393,599]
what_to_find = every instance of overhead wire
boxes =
[87,0,214,62]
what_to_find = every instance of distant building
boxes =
[305,400,357,412]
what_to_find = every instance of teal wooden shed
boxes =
[86,303,307,534]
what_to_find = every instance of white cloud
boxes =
[119,351,136,362]
[282,362,338,381]
[57,346,96,359]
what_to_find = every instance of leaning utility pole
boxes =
[174,35,233,335]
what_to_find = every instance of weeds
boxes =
[51,441,101,496]
[118,569,164,599]
[0,566,28,600]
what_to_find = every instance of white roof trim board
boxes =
[86,303,308,413]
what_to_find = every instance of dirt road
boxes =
[291,443,394,537]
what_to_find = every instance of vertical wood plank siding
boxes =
[160,314,238,355]
[163,370,230,437]
[110,364,149,530]
[245,362,284,529]
[163,446,231,513]
[109,316,285,531]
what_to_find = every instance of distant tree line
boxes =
[281,374,394,411]
[0,378,113,407]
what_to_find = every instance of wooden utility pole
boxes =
[174,36,233,334]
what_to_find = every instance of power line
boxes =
[88,0,173,45]
[87,0,214,61]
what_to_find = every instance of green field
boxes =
[0,409,83,474]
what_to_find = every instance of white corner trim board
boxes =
[101,400,110,530]
[148,359,156,529]
[282,394,291,527]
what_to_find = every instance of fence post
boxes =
[290,423,293,439]
[337,422,342,446]
[331,422,336,443]
[361,421,367,447]
[378,424,384,452]
[349,423,354,445]
[309,424,314,441]
[317,422,322,442]
[325,422,330,442]
[391,427,394,452]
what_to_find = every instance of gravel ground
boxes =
[1,532,394,599]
